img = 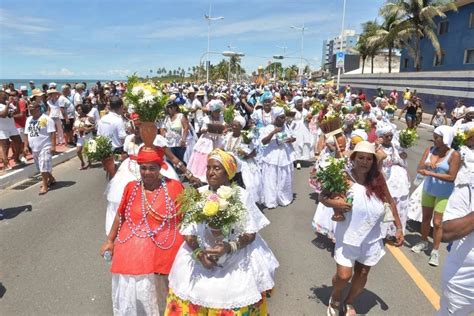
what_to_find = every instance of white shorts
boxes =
[334,239,385,268]
[33,148,52,173]
[76,133,92,147]
[0,125,20,140]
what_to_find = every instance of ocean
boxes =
[1,79,117,92]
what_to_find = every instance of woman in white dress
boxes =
[289,96,313,169]
[162,102,189,162]
[165,149,278,315]
[259,107,296,209]
[223,116,262,205]
[321,141,404,316]
[377,125,411,236]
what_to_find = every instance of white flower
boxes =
[318,157,332,169]
[88,139,97,153]
[216,186,233,199]
[142,94,155,103]
[218,198,229,210]
[132,86,144,96]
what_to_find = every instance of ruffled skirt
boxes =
[312,202,336,242]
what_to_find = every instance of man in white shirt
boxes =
[97,96,127,153]
[58,85,76,147]
[24,101,56,195]
[439,184,474,315]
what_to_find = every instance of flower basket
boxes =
[399,128,418,148]
[452,130,466,150]
[139,121,158,148]
[101,156,116,178]
[319,117,342,135]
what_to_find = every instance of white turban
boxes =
[208,99,224,112]
[376,125,393,137]
[234,115,246,128]
[351,129,368,141]
[434,125,455,147]
[272,107,285,117]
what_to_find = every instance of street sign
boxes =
[336,51,345,68]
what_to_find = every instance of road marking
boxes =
[387,244,440,310]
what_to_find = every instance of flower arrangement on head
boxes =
[399,128,418,148]
[123,74,168,122]
[353,103,363,115]
[353,118,371,133]
[452,129,467,150]
[384,104,397,114]
[84,135,113,161]
[177,149,246,237]
[318,109,342,135]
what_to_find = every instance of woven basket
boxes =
[320,117,342,135]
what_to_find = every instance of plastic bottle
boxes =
[413,173,425,186]
[103,250,112,263]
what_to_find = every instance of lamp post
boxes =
[222,50,245,83]
[290,24,307,82]
[204,4,224,84]
[336,0,347,91]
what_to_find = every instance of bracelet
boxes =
[191,248,203,261]
[228,241,238,255]
[174,161,183,169]
[185,170,193,179]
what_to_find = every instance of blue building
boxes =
[400,0,474,72]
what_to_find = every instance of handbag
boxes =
[382,202,395,222]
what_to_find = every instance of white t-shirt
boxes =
[441,185,474,303]
[0,103,17,131]
[57,95,75,119]
[97,112,127,149]
[47,99,62,118]
[452,106,466,118]
[87,107,100,125]
[25,114,56,152]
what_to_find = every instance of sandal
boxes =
[343,303,356,316]
[327,297,340,316]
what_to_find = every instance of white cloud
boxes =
[0,8,51,34]
[10,45,75,57]
[107,69,131,77]
[40,68,75,77]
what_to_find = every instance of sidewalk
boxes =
[0,145,77,190]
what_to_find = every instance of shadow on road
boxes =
[311,234,334,254]
[0,282,6,298]
[310,284,389,314]
[309,192,319,203]
[48,181,76,191]
[0,204,32,220]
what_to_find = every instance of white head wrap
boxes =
[434,125,455,147]
[234,115,246,128]
[351,129,368,141]
[272,107,285,117]
[376,125,393,137]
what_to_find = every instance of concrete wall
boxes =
[339,70,474,113]
[400,2,474,72]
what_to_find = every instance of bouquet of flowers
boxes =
[354,118,371,132]
[123,74,168,122]
[223,105,236,124]
[241,128,256,144]
[83,136,113,161]
[452,129,466,150]
[177,184,246,236]
[353,103,363,115]
[310,100,324,116]
[384,104,397,114]
[399,128,418,148]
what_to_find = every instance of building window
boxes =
[433,52,445,66]
[438,20,449,35]
[465,49,474,64]
[470,12,474,28]
[403,58,409,68]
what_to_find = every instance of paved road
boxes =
[0,123,444,315]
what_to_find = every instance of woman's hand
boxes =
[400,152,407,160]
[198,251,217,269]
[273,127,283,134]
[394,230,404,247]
[205,241,230,259]
[189,176,203,188]
[329,195,352,211]
[100,239,114,257]
[179,139,187,147]
[418,169,432,176]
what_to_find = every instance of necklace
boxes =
[116,180,178,249]
[226,135,241,153]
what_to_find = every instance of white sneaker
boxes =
[429,250,439,266]
[296,162,301,169]
[411,241,429,253]
[20,156,28,163]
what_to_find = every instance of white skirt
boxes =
[261,162,294,208]
[168,234,278,309]
[312,202,336,242]
[112,273,160,316]
[240,159,263,205]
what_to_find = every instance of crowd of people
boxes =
[1,78,473,315]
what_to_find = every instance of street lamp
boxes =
[290,24,307,82]
[204,3,224,84]
[336,0,347,91]
[222,49,245,82]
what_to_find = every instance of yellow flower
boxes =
[38,117,47,128]
[216,186,233,200]
[203,201,220,217]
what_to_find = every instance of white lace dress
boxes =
[168,186,279,309]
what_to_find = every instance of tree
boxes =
[284,65,299,80]
[265,62,284,79]
[355,35,370,74]
[382,0,457,71]
[360,20,382,74]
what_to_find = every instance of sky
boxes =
[0,0,385,80]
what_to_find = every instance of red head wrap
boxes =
[136,146,168,169]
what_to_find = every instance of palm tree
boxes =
[367,12,407,73]
[382,0,457,71]
[355,35,370,74]
[361,20,382,74]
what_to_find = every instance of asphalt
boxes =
[0,122,443,315]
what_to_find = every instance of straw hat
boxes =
[196,89,205,96]
[350,141,375,160]
[47,88,61,95]
[30,89,45,99]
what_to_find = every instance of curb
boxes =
[0,148,77,190]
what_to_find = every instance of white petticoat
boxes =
[240,159,263,205]
[312,202,336,242]
[112,273,160,316]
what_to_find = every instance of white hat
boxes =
[49,82,57,88]
[234,115,246,128]
[20,85,27,91]
[350,141,375,160]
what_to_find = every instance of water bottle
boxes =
[413,173,424,186]
[103,250,112,263]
